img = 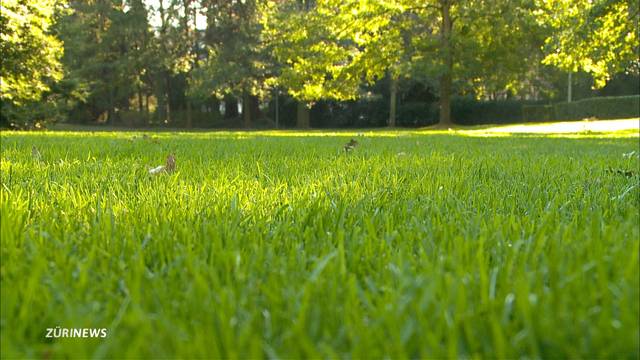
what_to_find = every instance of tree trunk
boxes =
[242,91,252,128]
[439,0,453,126]
[165,75,172,124]
[296,101,310,128]
[156,86,166,123]
[250,95,261,121]
[389,74,398,127]
[138,86,143,113]
[183,0,194,129]
[275,90,280,128]
[225,96,239,119]
[186,100,193,128]
[144,94,150,126]
[567,72,572,103]
[107,87,115,125]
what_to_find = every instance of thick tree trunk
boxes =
[389,74,398,127]
[250,95,261,121]
[296,101,310,128]
[439,0,453,126]
[225,96,239,119]
[156,87,166,123]
[242,92,252,128]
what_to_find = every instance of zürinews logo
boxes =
[45,327,108,339]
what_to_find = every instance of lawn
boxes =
[1,124,639,358]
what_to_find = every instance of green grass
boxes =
[1,129,639,359]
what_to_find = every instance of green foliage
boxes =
[262,0,404,102]
[1,131,638,358]
[0,0,65,105]
[0,97,64,129]
[453,0,549,97]
[538,0,640,88]
[0,0,67,128]
[191,1,271,100]
[1,0,637,127]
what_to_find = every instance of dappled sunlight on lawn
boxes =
[3,118,638,140]
[455,118,639,138]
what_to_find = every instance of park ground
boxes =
[1,118,639,358]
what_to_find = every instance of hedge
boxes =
[523,95,640,122]
[309,98,543,127]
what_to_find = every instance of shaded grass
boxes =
[1,130,639,358]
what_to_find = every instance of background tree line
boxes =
[1,0,638,129]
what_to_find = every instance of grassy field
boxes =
[1,124,639,358]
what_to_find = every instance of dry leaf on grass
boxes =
[149,154,176,175]
[32,146,42,161]
[165,154,176,172]
[344,139,359,152]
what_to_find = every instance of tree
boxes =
[263,0,545,127]
[57,0,157,125]
[538,0,639,88]
[0,0,65,106]
[124,0,154,124]
[192,0,271,128]
[403,0,546,124]
[262,0,407,128]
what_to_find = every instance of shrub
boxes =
[0,98,66,129]
[451,98,530,125]
[553,95,640,120]
[397,101,437,126]
[523,105,554,122]
[522,95,640,122]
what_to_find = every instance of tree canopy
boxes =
[1,0,638,128]
[0,0,65,105]
[538,0,639,88]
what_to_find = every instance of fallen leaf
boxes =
[32,146,42,161]
[148,154,176,175]
[165,154,176,172]
[344,139,359,152]
[149,165,166,175]
[605,167,636,178]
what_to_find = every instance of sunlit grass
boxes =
[459,118,639,137]
[1,128,638,358]
[44,118,639,139]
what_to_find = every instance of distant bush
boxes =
[553,95,640,120]
[310,98,545,127]
[452,98,537,125]
[522,105,554,122]
[0,98,66,129]
[523,95,640,122]
[397,102,438,126]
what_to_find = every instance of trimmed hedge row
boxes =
[392,99,543,126]
[523,95,640,122]
[298,97,545,127]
